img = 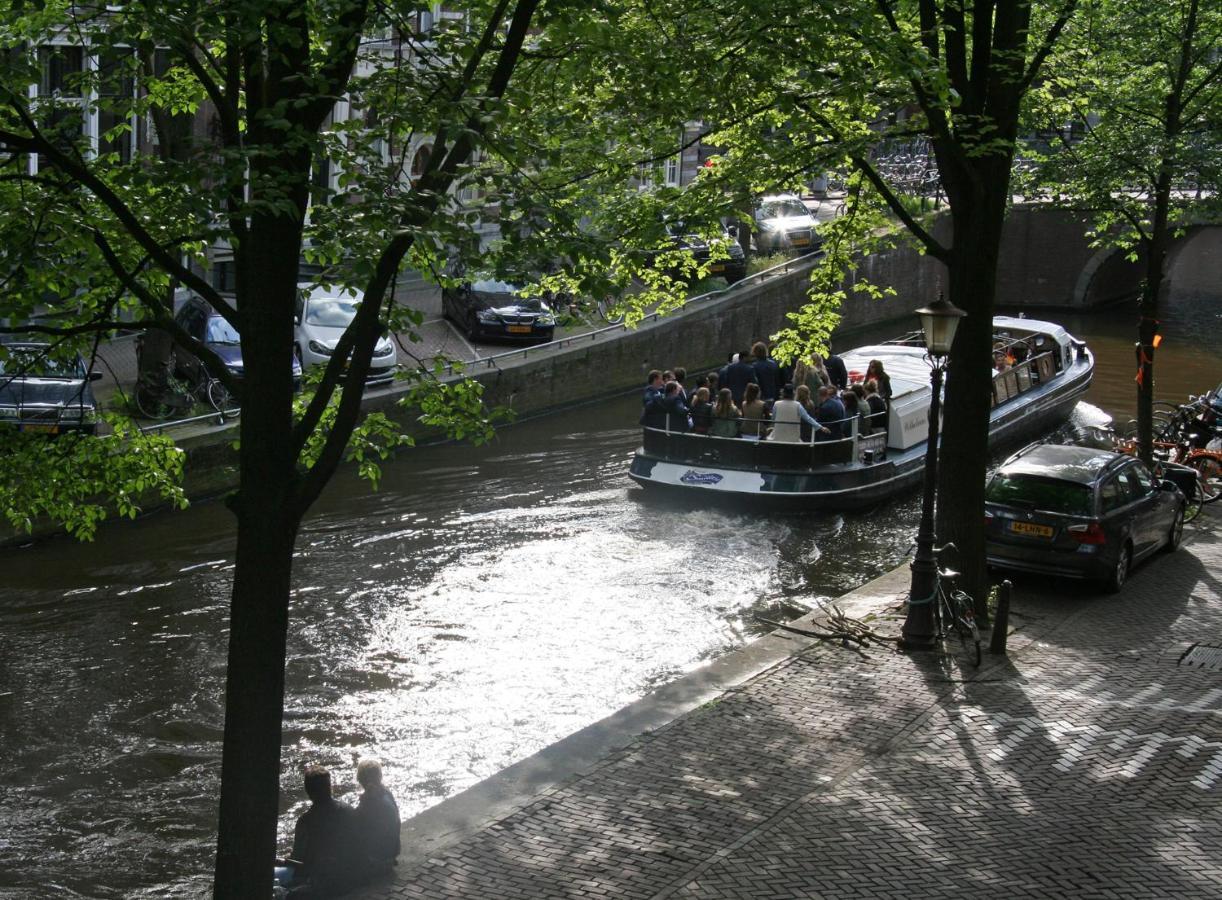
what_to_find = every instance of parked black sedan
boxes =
[0,341,102,434]
[985,444,1185,593]
[442,277,557,344]
[663,222,747,284]
[170,296,302,389]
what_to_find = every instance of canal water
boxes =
[1,230,1218,898]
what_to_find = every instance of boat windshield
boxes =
[986,474,1093,516]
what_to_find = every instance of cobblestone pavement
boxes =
[360,510,1222,899]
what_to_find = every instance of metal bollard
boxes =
[989,580,1012,656]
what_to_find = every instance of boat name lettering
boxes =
[680,470,724,485]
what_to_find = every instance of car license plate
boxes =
[21,423,59,433]
[1009,520,1053,538]
[507,325,532,334]
[710,264,725,273]
[791,236,810,246]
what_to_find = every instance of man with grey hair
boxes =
[355,757,401,873]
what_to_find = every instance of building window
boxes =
[410,144,431,184]
[665,155,679,187]
[96,48,136,163]
[36,45,86,171]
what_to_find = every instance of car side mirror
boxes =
[726,224,739,238]
[293,315,301,325]
[89,371,103,382]
[1159,480,1180,493]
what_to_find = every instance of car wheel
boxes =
[1165,507,1184,552]
[1104,543,1131,594]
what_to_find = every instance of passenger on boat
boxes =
[841,390,869,435]
[660,381,691,432]
[673,367,688,403]
[768,384,824,442]
[815,385,847,440]
[641,371,667,428]
[689,387,714,434]
[274,765,362,895]
[709,388,741,438]
[706,371,720,399]
[825,344,848,390]
[864,380,887,432]
[751,342,783,402]
[740,382,769,437]
[993,350,1010,373]
[795,384,818,442]
[865,360,892,404]
[355,758,400,876]
[722,350,758,404]
[793,353,829,392]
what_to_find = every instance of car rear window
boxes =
[986,474,1093,516]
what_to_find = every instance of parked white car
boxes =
[753,194,820,254]
[294,285,397,384]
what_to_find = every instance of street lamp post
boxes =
[900,293,966,651]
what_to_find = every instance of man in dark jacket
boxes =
[821,342,850,388]
[815,385,848,440]
[641,370,667,428]
[722,349,758,404]
[750,342,782,402]
[659,381,691,432]
[824,345,848,390]
[276,765,362,895]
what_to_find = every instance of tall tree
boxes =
[1023,0,1221,462]
[0,0,547,894]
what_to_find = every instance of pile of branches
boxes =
[754,599,895,659]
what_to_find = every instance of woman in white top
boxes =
[767,384,825,443]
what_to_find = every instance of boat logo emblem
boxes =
[681,469,724,485]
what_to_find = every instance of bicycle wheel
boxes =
[1189,454,1222,503]
[950,591,982,667]
[206,379,240,417]
[134,384,174,420]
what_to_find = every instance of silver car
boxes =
[294,285,397,384]
[753,194,819,254]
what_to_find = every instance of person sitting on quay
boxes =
[689,387,714,434]
[722,349,758,405]
[709,388,741,438]
[355,757,401,877]
[767,384,824,442]
[739,382,769,437]
[750,341,783,403]
[815,385,847,441]
[275,765,362,897]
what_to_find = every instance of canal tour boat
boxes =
[628,316,1094,509]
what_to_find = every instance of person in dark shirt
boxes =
[815,385,848,440]
[641,370,666,429]
[355,758,400,875]
[750,342,783,402]
[824,345,848,390]
[864,379,888,433]
[276,765,362,896]
[722,349,758,404]
[689,387,714,434]
[659,381,691,432]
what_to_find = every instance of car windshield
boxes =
[206,317,241,345]
[758,199,809,219]
[986,474,1093,516]
[471,278,522,295]
[0,348,85,379]
[305,298,358,327]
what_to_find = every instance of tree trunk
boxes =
[212,175,308,897]
[935,161,1011,620]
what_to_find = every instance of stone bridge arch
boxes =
[1071,223,1222,308]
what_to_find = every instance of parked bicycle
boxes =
[133,371,237,421]
[916,543,982,667]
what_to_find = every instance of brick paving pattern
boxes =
[363,514,1222,899]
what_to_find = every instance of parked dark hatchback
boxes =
[172,297,302,389]
[663,223,747,284]
[442,278,556,343]
[0,342,102,434]
[985,444,1185,593]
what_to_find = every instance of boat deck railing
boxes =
[643,413,890,471]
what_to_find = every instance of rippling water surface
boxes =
[0,230,1218,897]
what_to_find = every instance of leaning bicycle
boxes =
[133,371,238,421]
[931,544,982,667]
